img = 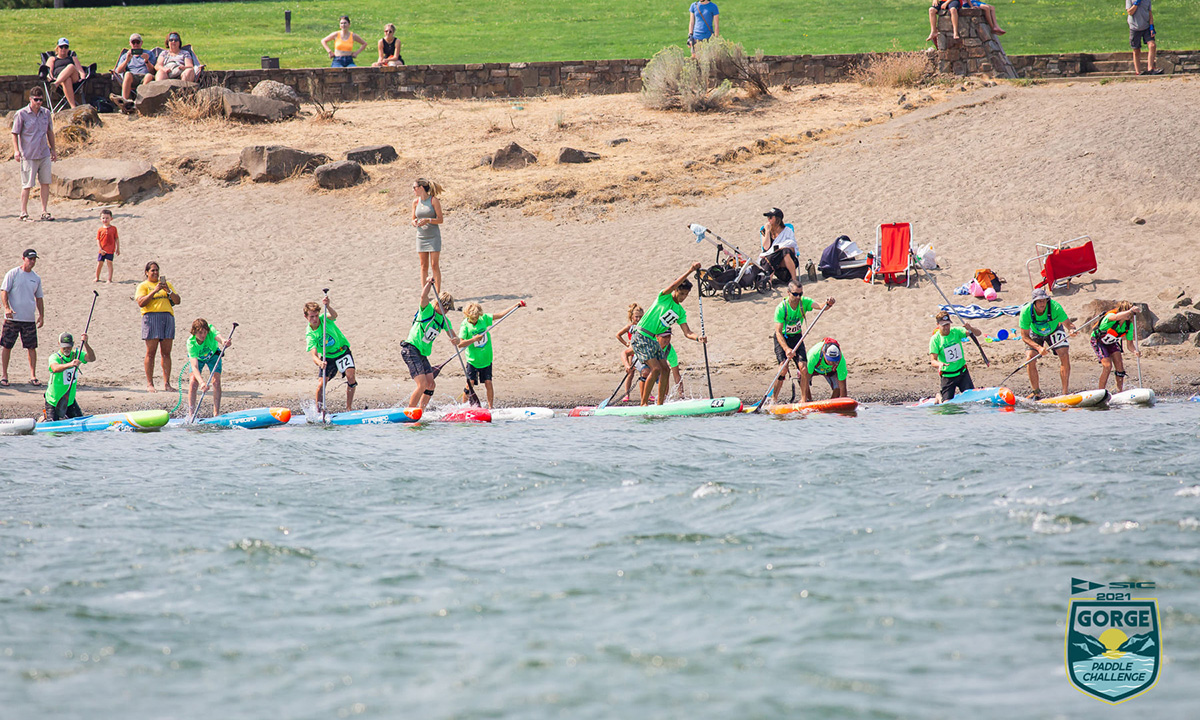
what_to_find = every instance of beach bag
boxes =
[916,244,937,269]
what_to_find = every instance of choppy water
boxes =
[2,403,1198,719]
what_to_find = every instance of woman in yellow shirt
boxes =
[135,260,181,393]
[321,15,367,68]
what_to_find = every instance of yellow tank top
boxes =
[335,31,354,53]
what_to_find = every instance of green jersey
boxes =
[460,314,494,368]
[774,297,814,336]
[929,327,969,376]
[305,316,350,358]
[637,292,687,338]
[406,303,451,357]
[807,340,847,380]
[1019,300,1068,337]
[45,349,87,406]
[188,324,220,360]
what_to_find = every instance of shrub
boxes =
[851,50,934,88]
[642,42,762,113]
[165,91,223,122]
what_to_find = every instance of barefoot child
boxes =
[304,296,356,414]
[94,209,119,283]
[456,300,524,408]
[401,278,459,411]
[187,318,230,418]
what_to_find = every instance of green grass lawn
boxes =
[2,0,1197,75]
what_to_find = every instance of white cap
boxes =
[130,33,142,42]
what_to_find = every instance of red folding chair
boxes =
[872,222,914,287]
[1026,236,1097,293]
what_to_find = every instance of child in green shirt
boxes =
[304,296,356,414]
[456,300,524,408]
[401,278,460,410]
[187,318,231,418]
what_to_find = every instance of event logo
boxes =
[1065,578,1160,704]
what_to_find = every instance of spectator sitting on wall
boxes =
[927,0,1005,43]
[322,15,367,68]
[372,23,405,67]
[111,33,154,110]
[44,38,85,108]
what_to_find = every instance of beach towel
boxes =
[938,304,1022,319]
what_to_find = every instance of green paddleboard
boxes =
[589,397,742,417]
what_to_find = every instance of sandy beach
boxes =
[2,77,1198,416]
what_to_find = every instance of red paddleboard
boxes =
[568,406,596,417]
[438,407,492,423]
[764,397,859,415]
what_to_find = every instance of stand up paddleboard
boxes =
[1037,389,1109,408]
[489,407,555,421]
[437,407,492,423]
[1109,388,1155,406]
[754,397,859,415]
[326,408,423,425]
[171,407,292,429]
[914,387,1016,408]
[35,409,170,433]
[569,397,742,417]
[0,418,37,435]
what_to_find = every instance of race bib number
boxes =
[62,367,78,386]
[473,334,488,348]
[422,326,440,343]
[1100,331,1120,346]
[334,353,355,373]
[1047,329,1068,347]
[784,322,802,334]
[942,343,964,364]
[660,309,679,327]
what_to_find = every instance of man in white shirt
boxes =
[1,248,46,387]
[760,207,799,284]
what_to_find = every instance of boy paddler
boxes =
[633,262,706,406]
[45,331,96,420]
[304,295,356,414]
[456,299,524,408]
[402,278,459,411]
[929,311,982,402]
[804,337,848,399]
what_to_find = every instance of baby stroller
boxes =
[689,224,771,301]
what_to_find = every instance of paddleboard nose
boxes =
[998,387,1016,406]
[270,408,292,423]
[406,407,423,422]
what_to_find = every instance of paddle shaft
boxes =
[912,257,989,367]
[997,309,1108,387]
[188,323,237,423]
[431,290,480,406]
[752,306,827,413]
[319,288,329,418]
[1132,310,1143,388]
[432,303,523,378]
[58,291,99,414]
[598,367,634,409]
[694,269,714,399]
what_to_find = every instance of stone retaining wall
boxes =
[2,46,1198,113]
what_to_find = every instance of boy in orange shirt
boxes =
[94,209,119,283]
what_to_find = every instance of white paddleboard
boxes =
[1109,388,1155,406]
[0,418,37,435]
[489,407,556,421]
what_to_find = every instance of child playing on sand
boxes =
[94,209,119,283]
[304,295,356,414]
[457,300,524,408]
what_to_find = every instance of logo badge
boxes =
[1065,582,1161,704]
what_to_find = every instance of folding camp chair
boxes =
[145,45,206,83]
[1026,235,1097,293]
[37,50,97,112]
[872,222,915,287]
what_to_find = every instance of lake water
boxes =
[2,402,1198,719]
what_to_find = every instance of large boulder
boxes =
[239,146,329,182]
[1153,312,1191,334]
[1187,311,1200,333]
[224,92,297,123]
[314,160,367,189]
[207,154,245,182]
[251,80,301,107]
[491,142,537,169]
[345,144,398,165]
[50,159,161,202]
[557,147,601,164]
[1141,332,1189,347]
[135,79,198,116]
[196,85,234,111]
[53,104,101,128]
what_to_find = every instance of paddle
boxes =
[694,269,714,399]
[910,254,989,367]
[1132,309,1143,388]
[431,288,481,406]
[431,301,525,379]
[751,306,827,413]
[997,309,1108,388]
[187,323,237,423]
[319,288,329,421]
[598,367,635,410]
[56,290,98,417]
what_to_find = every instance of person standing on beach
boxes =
[94,209,120,283]
[412,178,445,294]
[687,0,719,56]
[402,278,459,411]
[1019,287,1076,399]
[1,249,45,388]
[11,87,57,223]
[633,263,706,406]
[929,311,982,403]
[1127,0,1162,75]
[305,296,357,414]
[135,261,180,393]
[187,319,231,418]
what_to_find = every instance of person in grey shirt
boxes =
[1,249,46,387]
[10,87,57,222]
[1126,0,1162,75]
[111,33,155,109]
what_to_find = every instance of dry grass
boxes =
[164,92,224,122]
[55,124,91,156]
[851,49,935,89]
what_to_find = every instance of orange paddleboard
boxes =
[764,397,859,415]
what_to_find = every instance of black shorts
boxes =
[97,253,114,262]
[939,369,974,401]
[400,342,433,379]
[940,0,963,10]
[1030,329,1068,350]
[467,364,493,384]
[773,336,806,369]
[1130,27,1154,49]
[322,349,354,381]
[1,320,37,349]
[44,400,83,421]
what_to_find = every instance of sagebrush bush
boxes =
[641,38,767,112]
[850,50,934,88]
[165,92,223,122]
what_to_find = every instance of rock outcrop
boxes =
[491,142,537,169]
[314,160,367,189]
[135,80,198,116]
[252,80,302,107]
[557,147,601,164]
[239,146,329,182]
[345,145,398,165]
[223,92,298,123]
[50,159,161,202]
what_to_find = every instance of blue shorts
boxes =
[97,253,114,262]
[195,355,223,374]
[331,56,356,68]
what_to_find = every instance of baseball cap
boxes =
[23,248,38,259]
[59,332,74,346]
[1031,288,1050,301]
[823,343,842,362]
[57,37,69,47]
[762,207,784,220]
[130,33,142,42]
[168,32,181,41]
[937,312,952,326]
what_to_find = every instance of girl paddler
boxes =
[633,262,706,406]
[1090,301,1141,392]
[402,278,459,410]
[305,295,356,414]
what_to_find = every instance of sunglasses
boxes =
[131,40,142,45]
[31,97,43,103]
[790,291,803,297]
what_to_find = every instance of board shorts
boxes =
[195,354,223,374]
[1030,328,1068,351]
[815,371,839,391]
[1130,28,1154,49]
[1,320,37,349]
[939,369,974,401]
[44,400,82,421]
[773,335,806,369]
[400,342,433,378]
[141,312,175,340]
[97,253,114,262]
[632,330,668,362]
[321,348,354,381]
[1091,336,1123,361]
[20,156,52,188]
[467,364,493,384]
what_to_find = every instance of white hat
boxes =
[57,37,69,47]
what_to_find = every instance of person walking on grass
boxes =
[305,296,357,414]
[135,261,180,393]
[412,178,445,294]
[1127,0,1163,75]
[1,249,45,388]
[11,87,57,223]
[94,209,120,283]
